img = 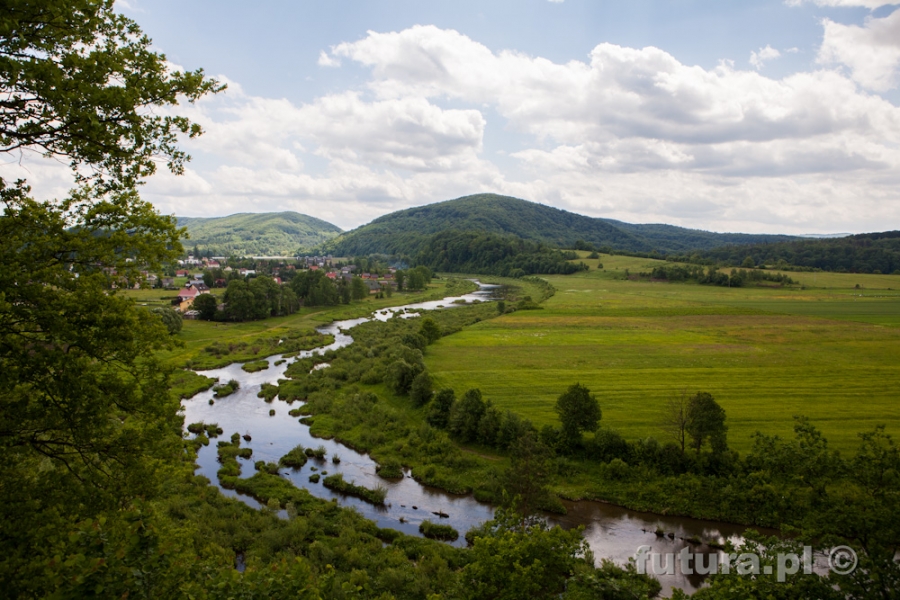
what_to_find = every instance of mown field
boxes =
[428,254,900,453]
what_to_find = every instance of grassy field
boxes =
[427,254,900,453]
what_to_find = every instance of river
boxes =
[181,282,759,596]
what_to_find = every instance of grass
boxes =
[419,520,459,541]
[241,359,270,373]
[426,254,900,453]
[322,473,388,505]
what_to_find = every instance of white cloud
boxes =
[13,25,900,235]
[818,10,900,91]
[318,50,341,68]
[750,45,782,69]
[785,0,894,8]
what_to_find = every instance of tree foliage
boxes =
[0,2,219,595]
[685,392,728,454]
[555,383,602,451]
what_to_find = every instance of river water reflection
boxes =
[181,282,761,596]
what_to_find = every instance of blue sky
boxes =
[7,0,900,233]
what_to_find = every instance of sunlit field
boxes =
[427,254,900,453]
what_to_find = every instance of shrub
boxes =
[322,474,387,505]
[419,520,459,541]
[279,445,307,468]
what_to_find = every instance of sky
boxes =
[7,0,900,234]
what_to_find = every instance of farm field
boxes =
[427,254,900,453]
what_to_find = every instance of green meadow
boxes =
[427,254,900,453]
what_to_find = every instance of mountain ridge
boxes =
[176,211,342,256]
[322,193,802,256]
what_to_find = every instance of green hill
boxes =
[176,212,342,256]
[324,193,799,256]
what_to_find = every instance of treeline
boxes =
[191,267,436,322]
[414,230,589,277]
[697,231,900,274]
[643,264,796,287]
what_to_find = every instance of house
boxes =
[176,270,190,277]
[207,260,221,269]
[273,277,283,285]
[364,280,382,293]
[214,278,227,288]
[176,286,199,303]
[325,272,337,280]
[161,277,175,289]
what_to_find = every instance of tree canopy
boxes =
[0,1,220,595]
[555,383,602,450]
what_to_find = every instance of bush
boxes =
[242,360,269,373]
[419,520,459,541]
[150,306,182,334]
[322,474,387,505]
[279,445,307,468]
[213,379,240,398]
[376,460,404,479]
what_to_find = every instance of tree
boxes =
[0,2,219,595]
[685,392,728,453]
[351,276,368,301]
[409,371,433,407]
[406,269,425,290]
[427,388,455,428]
[555,383,601,451]
[151,306,183,334]
[192,293,219,321]
[661,390,690,454]
[502,432,555,519]
[449,388,486,442]
[419,317,441,344]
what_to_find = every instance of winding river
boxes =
[181,283,759,596]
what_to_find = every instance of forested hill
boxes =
[698,231,900,273]
[177,212,342,256]
[324,194,799,256]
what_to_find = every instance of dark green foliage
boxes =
[419,520,459,541]
[376,459,404,479]
[586,428,631,463]
[555,383,602,451]
[290,269,340,307]
[497,300,506,313]
[699,230,900,273]
[254,461,280,475]
[304,446,327,460]
[224,276,298,321]
[326,193,796,257]
[241,359,269,373]
[427,388,456,429]
[322,474,387,505]
[387,356,424,395]
[212,379,240,397]
[502,432,556,518]
[419,317,441,343]
[257,382,279,402]
[686,392,728,453]
[308,473,320,483]
[409,371,434,407]
[150,306,183,334]
[449,389,486,443]
[497,410,532,450]
[279,445,307,469]
[191,292,219,320]
[477,402,503,447]
[646,264,796,287]
[350,275,368,300]
[176,211,342,256]
[455,508,592,600]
